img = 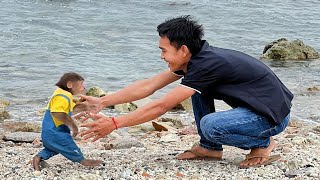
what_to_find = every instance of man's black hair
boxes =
[157,15,204,55]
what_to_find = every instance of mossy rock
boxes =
[0,111,10,121]
[261,38,319,60]
[86,86,107,97]
[0,99,10,109]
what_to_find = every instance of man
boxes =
[77,15,293,168]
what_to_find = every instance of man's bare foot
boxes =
[32,155,41,171]
[240,137,278,168]
[176,145,223,160]
[80,159,102,167]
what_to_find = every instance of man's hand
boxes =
[78,95,104,114]
[73,103,89,115]
[79,113,116,142]
[72,111,93,123]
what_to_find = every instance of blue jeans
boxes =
[192,93,290,151]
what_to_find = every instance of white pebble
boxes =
[33,170,41,176]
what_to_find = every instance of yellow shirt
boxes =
[48,88,75,127]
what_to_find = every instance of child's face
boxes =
[70,80,85,95]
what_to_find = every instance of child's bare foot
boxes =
[80,159,102,167]
[32,155,41,171]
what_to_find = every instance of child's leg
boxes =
[32,155,42,171]
[44,131,85,162]
[47,127,101,166]
[33,147,58,171]
[57,136,102,167]
[57,134,102,167]
[37,147,58,160]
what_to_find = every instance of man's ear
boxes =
[66,81,73,89]
[181,45,191,57]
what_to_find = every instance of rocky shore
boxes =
[0,116,319,179]
[1,82,320,179]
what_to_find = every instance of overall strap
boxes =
[48,94,71,113]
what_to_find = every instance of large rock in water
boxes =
[85,86,107,97]
[0,99,10,121]
[261,38,319,60]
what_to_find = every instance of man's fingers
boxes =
[72,111,87,120]
[72,112,83,120]
[79,94,89,102]
[81,133,96,140]
[90,113,103,119]
[81,132,102,142]
[78,113,109,142]
[79,123,97,137]
[92,134,103,142]
[80,120,96,128]
[75,111,95,122]
[79,128,96,138]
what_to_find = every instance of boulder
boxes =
[85,86,107,97]
[157,117,184,128]
[261,38,319,60]
[114,102,137,112]
[0,99,10,109]
[172,97,193,111]
[114,97,153,113]
[0,111,10,121]
[1,121,42,133]
[0,99,11,121]
[103,138,145,150]
[128,122,155,134]
[3,131,41,142]
[307,86,320,92]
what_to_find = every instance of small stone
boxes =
[313,126,320,133]
[159,133,180,142]
[142,171,151,178]
[176,172,184,177]
[33,170,41,176]
[40,161,50,168]
[282,147,293,153]
[285,134,298,138]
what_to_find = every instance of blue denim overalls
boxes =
[37,94,84,162]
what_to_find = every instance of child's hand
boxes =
[70,125,79,137]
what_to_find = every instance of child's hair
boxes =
[56,72,84,92]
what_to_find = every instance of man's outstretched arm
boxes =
[80,84,195,141]
[78,70,182,113]
[101,69,181,106]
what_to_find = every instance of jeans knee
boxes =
[200,115,222,141]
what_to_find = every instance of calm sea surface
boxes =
[1,0,319,123]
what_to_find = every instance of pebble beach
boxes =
[0,117,319,180]
[0,0,319,179]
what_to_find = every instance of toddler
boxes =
[32,72,102,171]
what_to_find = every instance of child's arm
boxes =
[51,112,78,137]
[73,103,89,115]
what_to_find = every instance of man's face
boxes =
[159,36,189,72]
